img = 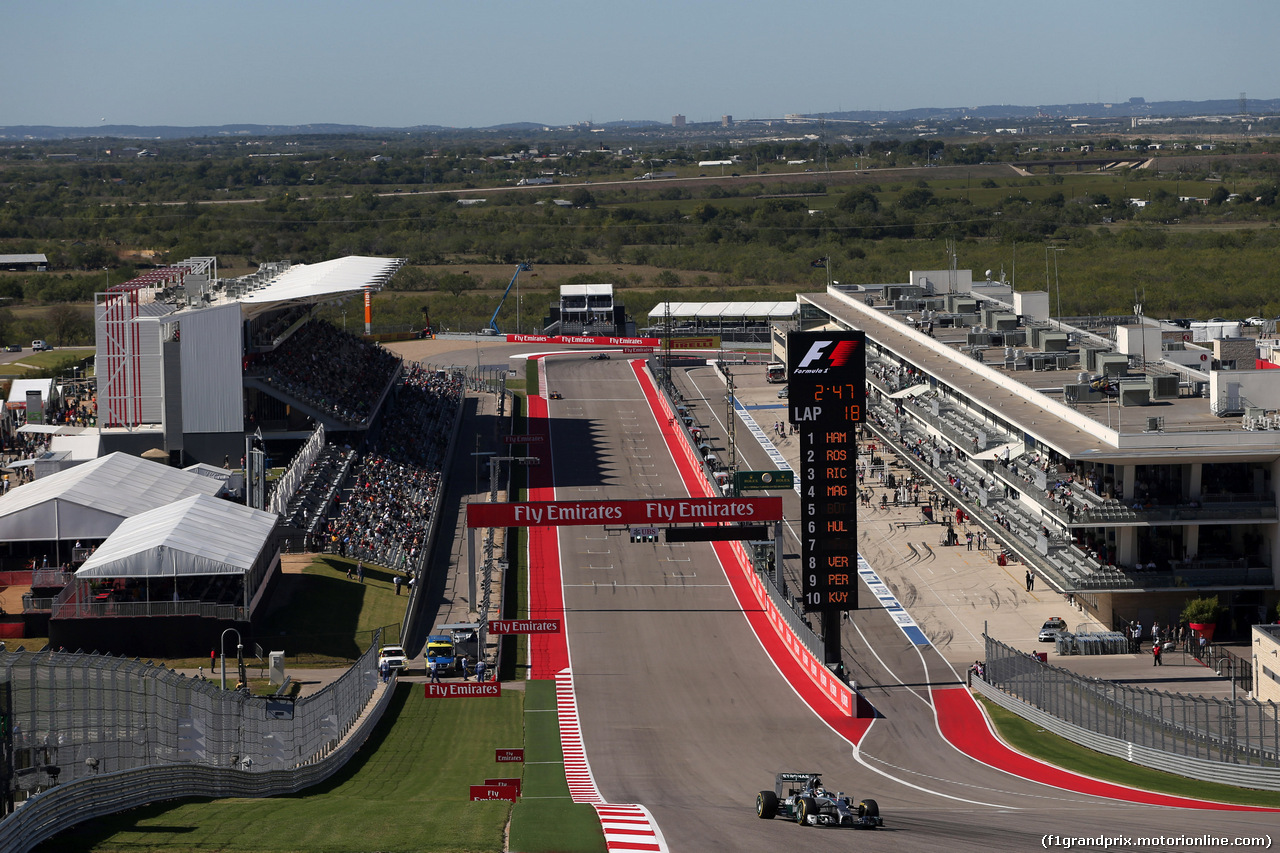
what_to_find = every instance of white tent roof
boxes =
[8,379,54,407]
[236,256,405,319]
[0,452,222,541]
[647,300,797,320]
[76,493,277,578]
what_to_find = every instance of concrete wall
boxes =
[1209,368,1280,412]
[1252,625,1280,703]
[1116,325,1162,359]
[1013,290,1050,322]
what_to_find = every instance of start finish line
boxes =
[466,497,782,528]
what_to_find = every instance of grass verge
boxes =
[975,693,1280,808]
[38,683,522,853]
[509,680,606,853]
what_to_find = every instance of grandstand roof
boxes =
[75,493,277,578]
[0,452,222,542]
[647,300,798,320]
[236,256,406,319]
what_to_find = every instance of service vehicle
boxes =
[4,344,20,352]
[766,363,786,383]
[378,645,408,672]
[31,340,51,352]
[1039,616,1068,642]
[425,635,457,673]
[589,352,611,360]
[756,772,881,828]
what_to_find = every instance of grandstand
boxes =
[94,255,406,465]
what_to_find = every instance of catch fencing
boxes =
[1,633,384,802]
[983,634,1280,768]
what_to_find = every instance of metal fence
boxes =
[984,634,1280,767]
[2,633,384,800]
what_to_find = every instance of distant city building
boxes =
[671,114,686,128]
[722,115,733,127]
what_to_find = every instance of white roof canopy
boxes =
[76,494,277,578]
[0,452,222,541]
[647,300,798,320]
[236,256,405,319]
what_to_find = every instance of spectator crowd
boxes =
[253,320,399,426]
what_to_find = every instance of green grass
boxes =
[38,683,522,853]
[0,348,94,377]
[251,556,406,663]
[975,694,1280,807]
[509,680,606,853]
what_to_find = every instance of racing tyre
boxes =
[797,797,817,826]
[858,798,879,819]
[756,790,779,819]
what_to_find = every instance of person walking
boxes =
[475,658,487,682]
[379,659,390,684]
[459,653,469,680]
[393,575,401,596]
[357,560,364,584]
[1152,641,1163,666]
[429,657,441,683]
[1025,570,1033,592]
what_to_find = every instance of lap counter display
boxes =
[787,331,866,613]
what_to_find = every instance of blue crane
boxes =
[489,262,533,335]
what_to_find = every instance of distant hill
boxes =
[0,97,1274,141]
[814,98,1280,123]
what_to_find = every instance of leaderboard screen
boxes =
[787,331,866,613]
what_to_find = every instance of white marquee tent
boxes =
[75,493,278,579]
[0,452,222,542]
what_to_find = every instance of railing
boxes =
[268,424,326,515]
[0,667,394,853]
[982,634,1280,769]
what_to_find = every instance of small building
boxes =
[0,254,48,272]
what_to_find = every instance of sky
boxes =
[4,0,1278,128]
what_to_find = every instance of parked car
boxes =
[378,645,408,672]
[1039,617,1068,642]
[4,344,20,353]
[777,387,789,398]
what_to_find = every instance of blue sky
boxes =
[5,0,1276,128]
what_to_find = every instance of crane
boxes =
[489,262,533,335]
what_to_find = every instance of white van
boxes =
[31,340,51,352]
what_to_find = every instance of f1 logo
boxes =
[799,340,832,369]
[798,339,860,370]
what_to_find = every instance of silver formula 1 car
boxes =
[756,772,882,829]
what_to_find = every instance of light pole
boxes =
[1052,247,1064,329]
[220,627,242,691]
